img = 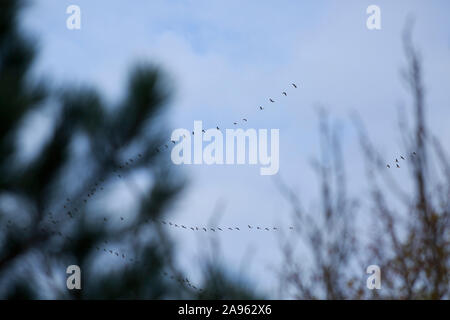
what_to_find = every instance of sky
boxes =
[20,0,450,295]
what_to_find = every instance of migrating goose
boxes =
[282,92,287,96]
[292,83,297,88]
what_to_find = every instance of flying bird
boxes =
[282,92,287,96]
[387,164,390,168]
[292,83,297,88]
[248,225,252,229]
[269,98,275,103]
[396,164,400,168]
[259,106,264,110]
[243,118,247,122]
[401,156,405,160]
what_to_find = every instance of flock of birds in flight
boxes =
[2,80,416,293]
[386,152,416,168]
[155,83,299,153]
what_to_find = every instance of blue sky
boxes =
[20,0,450,295]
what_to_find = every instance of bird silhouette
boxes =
[401,156,405,160]
[259,106,264,110]
[269,98,275,103]
[248,225,252,229]
[243,118,247,122]
[282,92,287,96]
[387,164,390,168]
[292,83,297,88]
[396,164,400,168]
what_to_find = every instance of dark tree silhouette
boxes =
[0,0,258,300]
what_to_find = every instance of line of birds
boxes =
[2,220,205,293]
[386,152,416,169]
[154,82,299,153]
[150,218,294,233]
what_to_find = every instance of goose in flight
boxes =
[243,118,247,122]
[233,122,237,125]
[387,164,390,168]
[396,164,400,168]
[292,83,297,88]
[259,106,264,110]
[400,156,405,160]
[269,98,275,103]
[282,92,287,96]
